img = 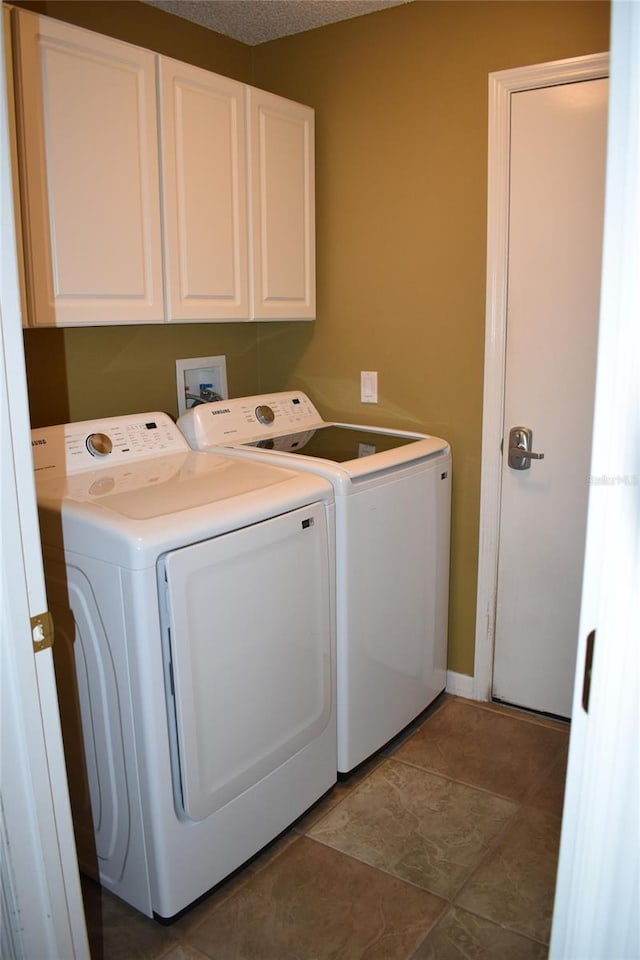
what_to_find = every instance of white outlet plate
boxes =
[176,355,228,417]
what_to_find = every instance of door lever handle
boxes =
[508,446,544,460]
[507,426,545,470]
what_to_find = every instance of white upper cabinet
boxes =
[11,11,315,326]
[159,58,250,321]
[14,11,164,327]
[247,88,315,321]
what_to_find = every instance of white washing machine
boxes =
[178,392,451,773]
[31,412,336,920]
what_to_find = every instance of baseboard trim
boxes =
[446,671,476,699]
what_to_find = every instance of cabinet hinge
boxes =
[31,611,54,653]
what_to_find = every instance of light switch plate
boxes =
[361,370,378,403]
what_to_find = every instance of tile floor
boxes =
[82,695,569,960]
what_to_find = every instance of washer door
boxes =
[158,502,332,822]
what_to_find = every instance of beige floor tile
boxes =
[83,696,568,959]
[524,744,569,816]
[292,753,384,833]
[456,805,562,943]
[394,698,568,801]
[307,759,517,898]
[184,835,446,960]
[411,906,548,959]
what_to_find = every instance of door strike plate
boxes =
[31,611,55,653]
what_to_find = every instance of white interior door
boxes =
[492,78,608,718]
[551,3,640,952]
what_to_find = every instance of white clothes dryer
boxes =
[32,412,336,920]
[178,392,451,773]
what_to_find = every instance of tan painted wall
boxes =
[252,1,610,676]
[13,0,261,426]
[12,0,610,678]
[23,324,264,426]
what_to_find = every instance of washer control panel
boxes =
[179,392,324,447]
[32,412,188,476]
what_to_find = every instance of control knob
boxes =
[86,432,113,457]
[255,404,275,425]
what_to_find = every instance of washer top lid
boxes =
[177,393,450,487]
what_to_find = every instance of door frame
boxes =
[1,9,89,957]
[473,52,609,701]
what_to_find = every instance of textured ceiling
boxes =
[143,0,413,46]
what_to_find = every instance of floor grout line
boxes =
[388,753,527,805]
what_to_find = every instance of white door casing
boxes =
[474,53,609,705]
[1,7,89,954]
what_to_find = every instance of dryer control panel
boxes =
[32,412,188,476]
[178,391,325,447]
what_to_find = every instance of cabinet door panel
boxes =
[14,12,164,326]
[160,59,249,321]
[248,88,315,321]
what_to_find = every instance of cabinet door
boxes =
[159,58,250,321]
[247,88,315,321]
[14,12,164,327]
